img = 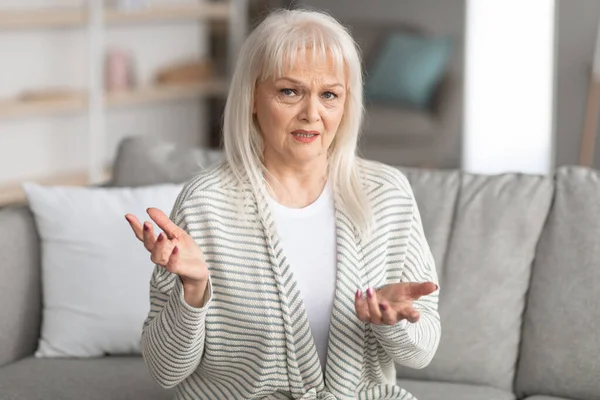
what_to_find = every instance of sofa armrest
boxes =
[0,205,42,367]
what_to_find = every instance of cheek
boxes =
[324,106,345,130]
[259,102,294,131]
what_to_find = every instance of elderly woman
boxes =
[125,8,440,400]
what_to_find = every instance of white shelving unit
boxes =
[0,0,248,206]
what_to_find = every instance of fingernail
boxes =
[355,289,360,299]
[379,303,387,311]
[435,284,439,290]
[143,223,149,231]
[157,233,163,242]
[173,246,179,254]
[367,288,373,298]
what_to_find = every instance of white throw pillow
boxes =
[22,182,184,357]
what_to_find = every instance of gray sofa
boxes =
[1,135,599,400]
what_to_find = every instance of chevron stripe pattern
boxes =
[140,160,440,400]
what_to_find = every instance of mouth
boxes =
[291,130,320,138]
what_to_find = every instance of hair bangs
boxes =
[258,22,346,82]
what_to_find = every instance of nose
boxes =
[298,95,321,123]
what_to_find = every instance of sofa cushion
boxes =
[22,182,184,358]
[397,379,515,400]
[111,135,224,187]
[0,356,172,400]
[395,172,554,391]
[0,205,41,367]
[515,167,600,400]
[399,168,460,278]
[364,32,453,109]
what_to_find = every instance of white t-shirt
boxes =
[268,182,337,373]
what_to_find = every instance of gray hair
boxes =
[223,8,372,235]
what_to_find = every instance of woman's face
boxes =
[253,50,347,170]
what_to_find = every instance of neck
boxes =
[263,156,328,209]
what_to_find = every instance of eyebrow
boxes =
[275,77,345,89]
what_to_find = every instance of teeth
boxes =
[293,133,316,138]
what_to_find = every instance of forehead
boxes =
[262,47,347,84]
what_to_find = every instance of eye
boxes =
[280,88,296,96]
[322,91,338,100]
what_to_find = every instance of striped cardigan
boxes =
[141,160,440,400]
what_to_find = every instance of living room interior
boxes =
[1,1,599,400]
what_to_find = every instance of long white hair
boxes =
[223,8,372,236]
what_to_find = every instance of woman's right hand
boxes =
[125,207,209,306]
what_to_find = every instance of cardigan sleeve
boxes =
[370,184,441,369]
[140,190,214,389]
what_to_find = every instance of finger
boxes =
[125,214,144,241]
[366,288,382,325]
[147,208,184,240]
[142,221,157,251]
[354,290,370,322]
[398,304,420,323]
[165,245,180,274]
[408,282,438,300]
[150,232,175,266]
[379,302,398,325]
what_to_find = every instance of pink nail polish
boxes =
[173,246,179,254]
[379,303,387,311]
[157,233,163,242]
[367,288,373,298]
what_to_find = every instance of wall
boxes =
[555,0,600,168]
[0,0,209,185]
[463,0,555,175]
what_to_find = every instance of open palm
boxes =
[355,281,438,325]
[124,207,208,285]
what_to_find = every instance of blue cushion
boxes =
[365,32,453,109]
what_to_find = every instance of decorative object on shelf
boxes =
[154,59,213,85]
[105,47,136,92]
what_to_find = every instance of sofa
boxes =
[1,135,599,400]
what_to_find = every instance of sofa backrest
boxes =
[515,166,600,400]
[0,205,42,367]
[396,169,554,391]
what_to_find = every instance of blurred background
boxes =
[0,0,597,206]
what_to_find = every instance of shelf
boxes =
[106,80,229,107]
[0,3,230,30]
[0,80,229,119]
[0,167,113,207]
[0,8,86,29]
[105,3,230,25]
[0,95,86,118]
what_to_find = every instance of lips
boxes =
[291,130,320,137]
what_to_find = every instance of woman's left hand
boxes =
[354,282,438,325]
